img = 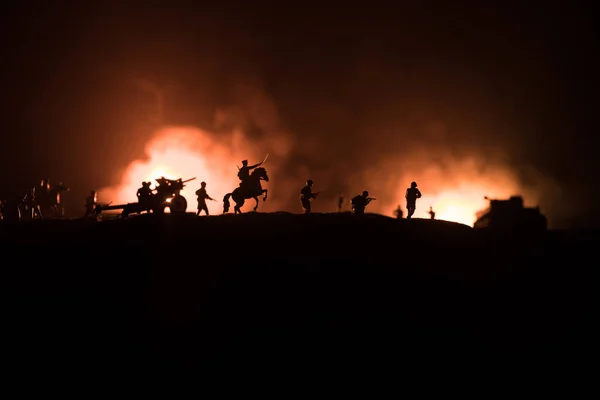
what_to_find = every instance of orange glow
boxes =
[99,126,543,226]
[418,185,515,226]
[364,156,541,227]
[99,126,266,214]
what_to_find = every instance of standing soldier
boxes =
[136,181,153,214]
[36,178,50,211]
[337,193,345,212]
[428,206,436,220]
[300,179,319,214]
[405,181,422,219]
[351,191,376,216]
[84,190,97,218]
[195,181,215,216]
[394,205,403,219]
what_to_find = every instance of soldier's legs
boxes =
[406,202,415,218]
[197,202,209,216]
[301,199,311,214]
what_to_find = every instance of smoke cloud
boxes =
[99,81,559,226]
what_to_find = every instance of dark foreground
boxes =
[0,213,596,379]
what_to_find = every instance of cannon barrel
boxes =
[154,177,196,184]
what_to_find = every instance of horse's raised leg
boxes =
[262,189,268,201]
[234,199,244,214]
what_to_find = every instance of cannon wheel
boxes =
[169,194,187,214]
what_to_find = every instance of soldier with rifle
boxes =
[351,191,376,216]
[300,179,319,214]
[428,206,436,220]
[196,181,216,216]
[20,187,43,220]
[84,190,97,218]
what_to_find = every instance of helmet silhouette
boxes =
[201,181,207,187]
[363,191,369,197]
[411,181,417,188]
[307,179,313,185]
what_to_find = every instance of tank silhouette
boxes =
[474,195,547,231]
[96,177,196,218]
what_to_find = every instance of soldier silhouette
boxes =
[337,193,345,212]
[84,190,97,218]
[405,181,422,219]
[20,187,43,220]
[351,191,376,216]
[36,178,50,210]
[300,179,319,214]
[196,181,215,216]
[237,159,263,192]
[136,181,153,214]
[428,206,436,220]
[394,205,403,219]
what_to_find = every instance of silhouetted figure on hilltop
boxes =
[338,193,345,212]
[300,179,319,214]
[351,191,376,216]
[428,206,436,220]
[19,187,43,220]
[394,205,403,219]
[47,181,69,217]
[237,159,264,193]
[224,167,269,214]
[36,178,50,210]
[405,181,422,219]
[136,181,153,214]
[1,199,21,221]
[84,190,97,218]
[196,181,215,216]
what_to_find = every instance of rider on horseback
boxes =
[238,159,264,194]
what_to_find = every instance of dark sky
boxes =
[0,1,598,227]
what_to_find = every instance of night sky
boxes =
[1,1,597,227]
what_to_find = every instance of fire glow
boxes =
[100,126,537,226]
[99,126,249,215]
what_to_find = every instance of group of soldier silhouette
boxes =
[1,154,434,221]
[0,178,70,221]
[300,177,428,218]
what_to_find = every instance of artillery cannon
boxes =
[95,177,196,218]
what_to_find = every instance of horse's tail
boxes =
[223,193,232,214]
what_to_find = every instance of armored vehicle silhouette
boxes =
[474,196,547,231]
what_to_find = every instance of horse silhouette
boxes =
[223,167,269,214]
